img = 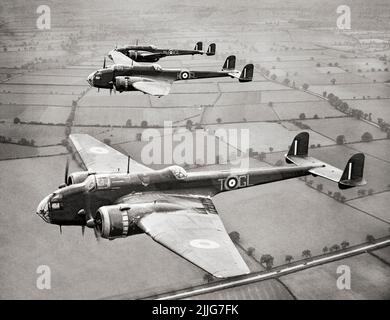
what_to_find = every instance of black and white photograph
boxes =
[0,0,390,302]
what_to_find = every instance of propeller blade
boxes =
[64,158,69,185]
[93,226,101,242]
[103,56,106,69]
[81,226,85,237]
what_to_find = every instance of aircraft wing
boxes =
[132,80,172,96]
[69,134,154,173]
[132,194,250,278]
[108,49,139,66]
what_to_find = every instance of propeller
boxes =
[84,194,101,242]
[93,223,101,241]
[103,56,106,69]
[64,158,69,185]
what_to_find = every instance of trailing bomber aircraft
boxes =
[115,41,216,63]
[86,50,253,97]
[36,132,366,278]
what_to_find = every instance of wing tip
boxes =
[212,266,251,278]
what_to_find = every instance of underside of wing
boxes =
[132,80,171,96]
[134,194,250,278]
[69,134,153,173]
[108,49,139,66]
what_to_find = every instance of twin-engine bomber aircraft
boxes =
[36,132,366,278]
[115,41,216,63]
[87,50,254,97]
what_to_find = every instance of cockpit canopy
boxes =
[168,165,187,180]
[152,64,162,71]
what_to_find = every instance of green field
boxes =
[0,143,67,159]
[372,247,390,264]
[215,92,262,105]
[261,90,321,103]
[272,101,344,120]
[348,140,390,163]
[0,123,65,145]
[213,179,389,267]
[74,106,201,127]
[0,84,85,95]
[280,253,390,299]
[206,122,335,153]
[302,117,387,142]
[348,192,390,223]
[202,104,278,123]
[0,105,71,124]
[0,93,78,106]
[345,99,390,123]
[6,74,87,86]
[309,83,390,99]
[79,90,151,107]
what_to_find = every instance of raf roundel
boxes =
[189,239,220,249]
[225,176,238,190]
[89,147,109,154]
[181,71,189,80]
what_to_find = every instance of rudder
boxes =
[194,41,203,51]
[239,64,254,82]
[287,132,309,158]
[339,153,366,189]
[206,43,216,56]
[222,55,236,71]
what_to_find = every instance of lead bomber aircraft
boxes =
[86,50,253,97]
[115,41,216,63]
[36,132,366,278]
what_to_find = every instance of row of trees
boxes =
[0,135,35,146]
[337,132,374,144]
[228,229,381,276]
[327,92,390,137]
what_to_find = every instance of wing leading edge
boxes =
[69,134,153,173]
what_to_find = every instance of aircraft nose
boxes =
[36,194,52,223]
[87,72,95,86]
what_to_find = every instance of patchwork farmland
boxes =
[0,0,389,299]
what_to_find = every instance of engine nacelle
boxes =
[95,205,142,239]
[127,50,159,62]
[115,76,134,92]
[127,50,138,60]
[67,171,89,185]
[178,69,191,80]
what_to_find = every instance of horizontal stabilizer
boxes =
[285,132,366,189]
[239,64,254,82]
[222,55,236,71]
[194,41,203,51]
[206,43,216,56]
